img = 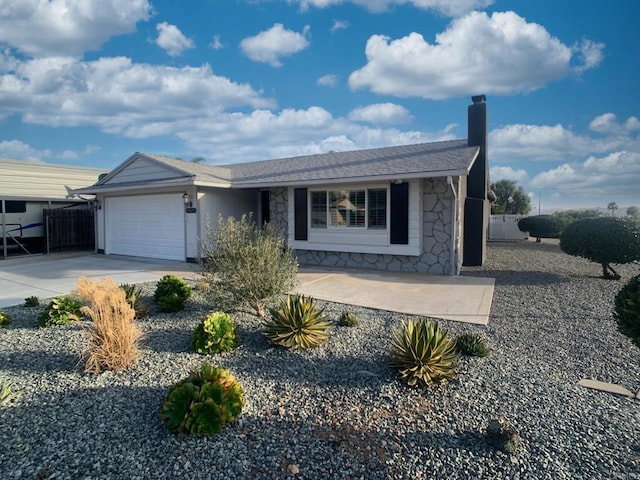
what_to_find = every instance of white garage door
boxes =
[105,194,185,261]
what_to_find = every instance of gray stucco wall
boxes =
[268,178,458,275]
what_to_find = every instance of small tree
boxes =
[551,209,601,233]
[607,202,618,217]
[200,214,298,317]
[560,217,640,280]
[490,179,531,215]
[517,215,561,242]
[627,206,639,220]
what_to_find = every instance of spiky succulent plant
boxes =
[24,296,39,307]
[191,311,239,354]
[388,318,458,387]
[120,283,150,319]
[337,310,358,327]
[0,382,18,405]
[455,332,490,357]
[264,294,331,349]
[161,363,244,436]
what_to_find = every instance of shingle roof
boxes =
[225,139,478,186]
[77,139,479,193]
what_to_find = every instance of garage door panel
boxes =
[105,194,185,261]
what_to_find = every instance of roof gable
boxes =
[97,152,194,186]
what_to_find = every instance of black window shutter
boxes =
[260,190,270,225]
[294,188,308,241]
[390,182,409,245]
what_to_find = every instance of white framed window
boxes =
[311,188,387,230]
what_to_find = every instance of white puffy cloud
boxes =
[489,166,529,184]
[240,23,310,67]
[210,34,224,50]
[589,112,640,134]
[349,11,603,99]
[292,0,494,16]
[348,103,413,124]
[489,121,633,162]
[530,151,640,202]
[155,22,194,57]
[0,0,151,57]
[331,20,349,32]
[0,54,275,133]
[317,74,339,87]
[0,139,52,161]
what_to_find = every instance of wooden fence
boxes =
[44,207,95,252]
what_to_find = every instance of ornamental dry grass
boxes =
[76,276,143,373]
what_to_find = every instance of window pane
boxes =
[311,191,327,228]
[1,201,27,213]
[329,190,365,228]
[368,189,387,229]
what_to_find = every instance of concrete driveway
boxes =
[0,253,494,325]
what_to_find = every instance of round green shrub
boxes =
[0,311,12,328]
[154,275,192,312]
[614,274,640,348]
[161,363,244,436]
[560,217,640,279]
[517,215,561,240]
[191,312,239,354]
[37,295,84,327]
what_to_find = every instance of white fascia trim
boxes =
[72,178,197,195]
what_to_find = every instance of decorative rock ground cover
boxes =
[0,240,639,479]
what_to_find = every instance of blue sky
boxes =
[0,0,638,212]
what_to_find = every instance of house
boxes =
[0,159,105,258]
[74,96,490,274]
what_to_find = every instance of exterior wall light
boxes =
[182,192,192,207]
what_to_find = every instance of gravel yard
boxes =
[1,241,639,480]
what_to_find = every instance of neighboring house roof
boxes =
[74,139,479,193]
[0,158,106,200]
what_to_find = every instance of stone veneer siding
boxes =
[268,178,458,275]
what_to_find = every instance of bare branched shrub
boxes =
[76,276,143,373]
[200,214,298,317]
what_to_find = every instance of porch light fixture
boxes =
[182,192,192,207]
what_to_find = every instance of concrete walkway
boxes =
[0,253,494,325]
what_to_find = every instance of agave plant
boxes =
[388,318,458,387]
[120,283,150,319]
[0,382,19,405]
[455,332,490,357]
[337,310,358,327]
[191,311,239,355]
[161,363,244,436]
[264,294,331,349]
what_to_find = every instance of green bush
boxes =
[614,274,640,348]
[120,283,150,318]
[0,311,11,328]
[455,332,490,357]
[517,215,561,241]
[264,294,331,349]
[24,296,39,307]
[337,310,358,327]
[486,417,520,454]
[154,275,191,312]
[388,318,458,387]
[37,295,84,327]
[161,363,244,436]
[200,214,298,317]
[560,217,640,279]
[191,312,239,354]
